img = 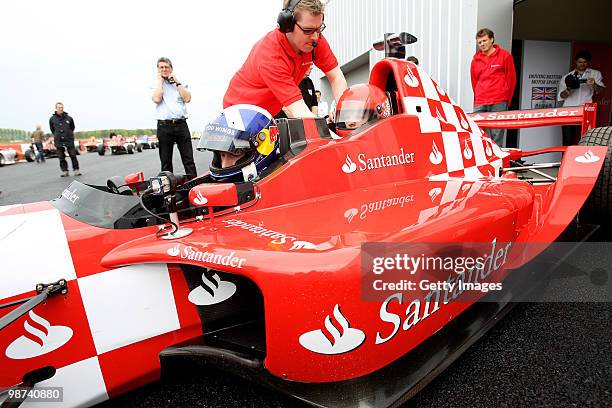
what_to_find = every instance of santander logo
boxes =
[290,241,317,251]
[428,187,442,203]
[167,244,180,257]
[193,191,208,205]
[463,140,473,160]
[429,141,443,165]
[5,311,73,360]
[404,68,420,87]
[575,150,600,163]
[344,208,358,223]
[341,155,357,173]
[188,272,237,305]
[299,304,365,355]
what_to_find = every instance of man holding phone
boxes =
[151,57,197,178]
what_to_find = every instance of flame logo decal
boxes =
[575,150,600,163]
[299,304,365,355]
[341,155,357,173]
[459,114,470,131]
[429,187,442,202]
[344,208,358,223]
[188,270,237,305]
[404,68,419,87]
[463,140,473,160]
[435,82,446,95]
[167,244,180,257]
[5,311,73,360]
[429,141,443,165]
[471,113,485,121]
[193,191,208,206]
[484,139,493,156]
[290,240,317,251]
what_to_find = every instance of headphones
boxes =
[277,0,302,33]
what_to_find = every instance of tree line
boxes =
[0,128,156,142]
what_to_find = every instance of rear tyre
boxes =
[24,149,37,162]
[578,126,612,228]
[0,154,5,167]
[97,144,106,156]
[127,144,134,154]
[136,144,143,152]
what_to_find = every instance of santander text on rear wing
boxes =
[467,103,598,137]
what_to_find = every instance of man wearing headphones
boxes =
[223,0,347,119]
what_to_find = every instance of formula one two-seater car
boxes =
[1,33,610,407]
[97,136,142,156]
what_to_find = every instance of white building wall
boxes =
[314,0,513,113]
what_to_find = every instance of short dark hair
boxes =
[157,57,173,68]
[315,90,321,95]
[575,50,592,62]
[476,28,494,39]
[406,56,419,65]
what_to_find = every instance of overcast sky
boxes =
[0,0,284,133]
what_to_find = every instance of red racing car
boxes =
[0,33,610,407]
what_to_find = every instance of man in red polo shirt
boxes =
[470,27,516,147]
[223,0,347,119]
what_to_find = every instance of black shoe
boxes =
[60,171,69,177]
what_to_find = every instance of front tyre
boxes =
[579,126,612,226]
[24,149,37,162]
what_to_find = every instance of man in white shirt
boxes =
[315,90,329,118]
[557,50,605,145]
[152,57,197,178]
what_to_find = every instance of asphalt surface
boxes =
[1,148,610,408]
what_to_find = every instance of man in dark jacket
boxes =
[49,102,80,177]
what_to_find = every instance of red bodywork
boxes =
[0,58,606,406]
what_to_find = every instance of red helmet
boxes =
[334,84,392,137]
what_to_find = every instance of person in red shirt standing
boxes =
[470,28,516,147]
[223,0,347,119]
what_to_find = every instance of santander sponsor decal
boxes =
[469,107,581,121]
[188,271,237,305]
[166,243,246,268]
[6,311,73,359]
[575,150,600,164]
[61,188,80,204]
[299,304,366,355]
[345,193,415,223]
[299,238,511,355]
[221,219,317,251]
[341,149,416,174]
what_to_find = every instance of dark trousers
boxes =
[473,101,508,147]
[58,144,79,171]
[157,120,197,177]
[562,125,580,146]
[34,142,45,162]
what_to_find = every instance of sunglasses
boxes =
[295,21,326,36]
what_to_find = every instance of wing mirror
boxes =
[189,183,240,208]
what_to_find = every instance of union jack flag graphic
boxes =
[531,87,557,100]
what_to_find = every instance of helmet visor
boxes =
[336,100,374,131]
[198,124,251,154]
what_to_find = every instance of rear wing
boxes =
[467,103,598,137]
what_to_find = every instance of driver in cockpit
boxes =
[197,104,281,183]
[333,83,392,137]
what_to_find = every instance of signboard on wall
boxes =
[519,40,571,162]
